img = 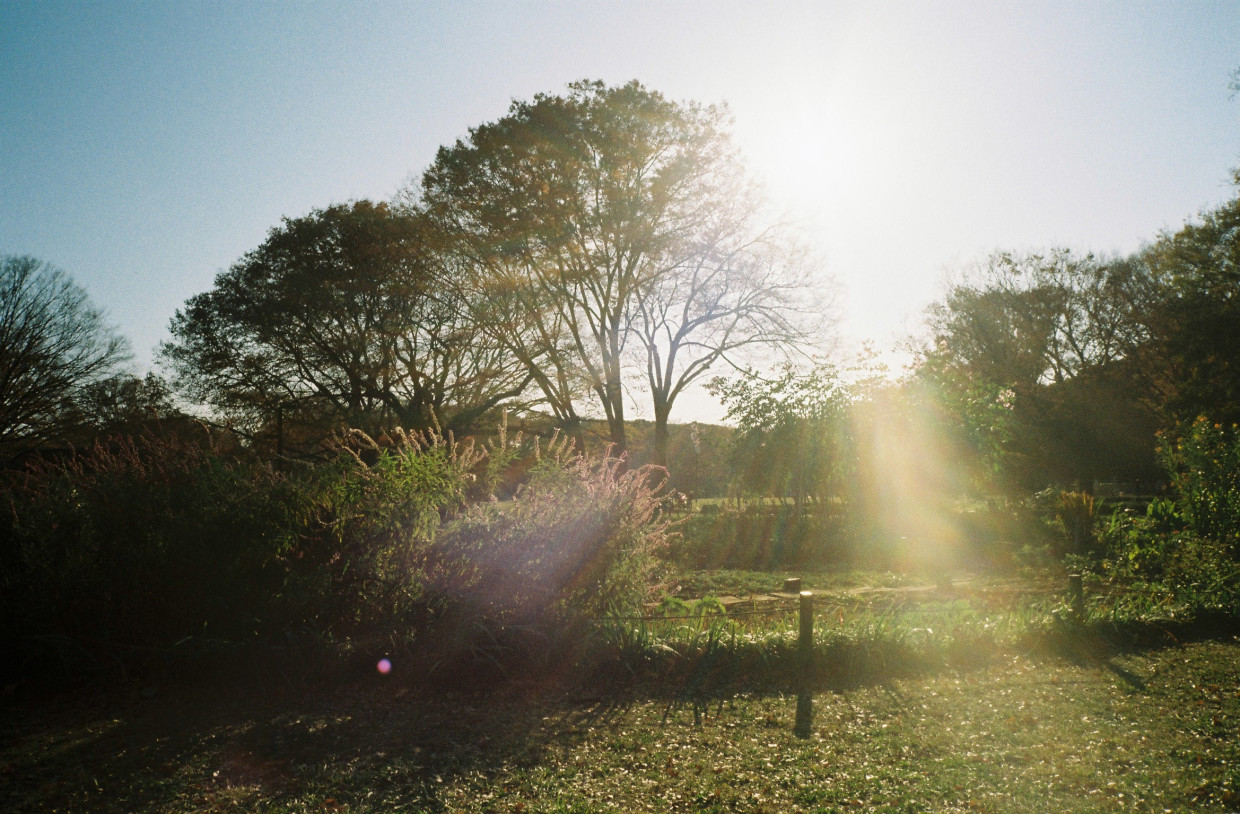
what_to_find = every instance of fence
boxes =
[595,575,1089,737]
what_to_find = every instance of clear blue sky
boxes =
[2,1,1238,418]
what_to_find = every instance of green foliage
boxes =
[1145,496,1184,532]
[1141,179,1240,426]
[1159,418,1240,549]
[294,427,486,629]
[916,249,1163,490]
[669,505,853,570]
[0,414,685,682]
[1102,523,1240,610]
[415,79,820,459]
[913,180,1240,492]
[1055,490,1096,557]
[709,362,848,507]
[643,420,734,500]
[915,355,1020,489]
[161,200,524,442]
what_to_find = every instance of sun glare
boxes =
[733,72,931,350]
[738,88,889,230]
[851,388,972,573]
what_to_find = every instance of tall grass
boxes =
[0,428,680,684]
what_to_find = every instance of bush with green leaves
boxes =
[295,427,484,630]
[1159,418,1240,551]
[708,363,849,510]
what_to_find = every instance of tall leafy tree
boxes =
[919,249,1161,488]
[414,80,819,462]
[925,249,1152,390]
[0,255,131,455]
[1139,179,1240,426]
[162,201,529,440]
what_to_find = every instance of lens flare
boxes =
[377,658,392,674]
[850,384,970,575]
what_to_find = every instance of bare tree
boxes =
[637,220,820,467]
[0,255,131,453]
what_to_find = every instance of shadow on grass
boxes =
[1029,610,1240,693]
[4,611,1239,813]
[0,667,641,813]
[0,628,977,813]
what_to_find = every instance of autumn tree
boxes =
[1138,179,1240,426]
[413,80,820,462]
[162,201,529,442]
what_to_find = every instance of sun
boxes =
[736,96,874,228]
[729,77,928,349]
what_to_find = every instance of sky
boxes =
[2,1,1239,421]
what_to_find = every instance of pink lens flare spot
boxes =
[377,658,392,674]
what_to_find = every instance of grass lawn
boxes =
[3,635,1238,813]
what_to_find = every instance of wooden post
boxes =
[795,590,813,738]
[799,591,813,649]
[1068,573,1084,621]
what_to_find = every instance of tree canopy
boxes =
[1139,180,1240,427]
[161,200,529,442]
[413,80,820,462]
[915,177,1240,491]
[710,362,849,509]
[917,249,1163,489]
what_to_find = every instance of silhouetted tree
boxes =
[72,371,194,441]
[1139,178,1240,427]
[918,249,1161,489]
[0,255,130,455]
[414,80,822,462]
[162,201,529,442]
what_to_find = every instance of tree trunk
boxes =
[608,414,627,458]
[652,403,671,470]
[605,380,627,459]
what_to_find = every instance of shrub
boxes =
[0,427,480,675]
[1160,418,1240,551]
[0,434,304,653]
[0,425,676,681]
[430,439,675,631]
[296,427,483,630]
[1055,490,1097,557]
[1159,532,1240,605]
